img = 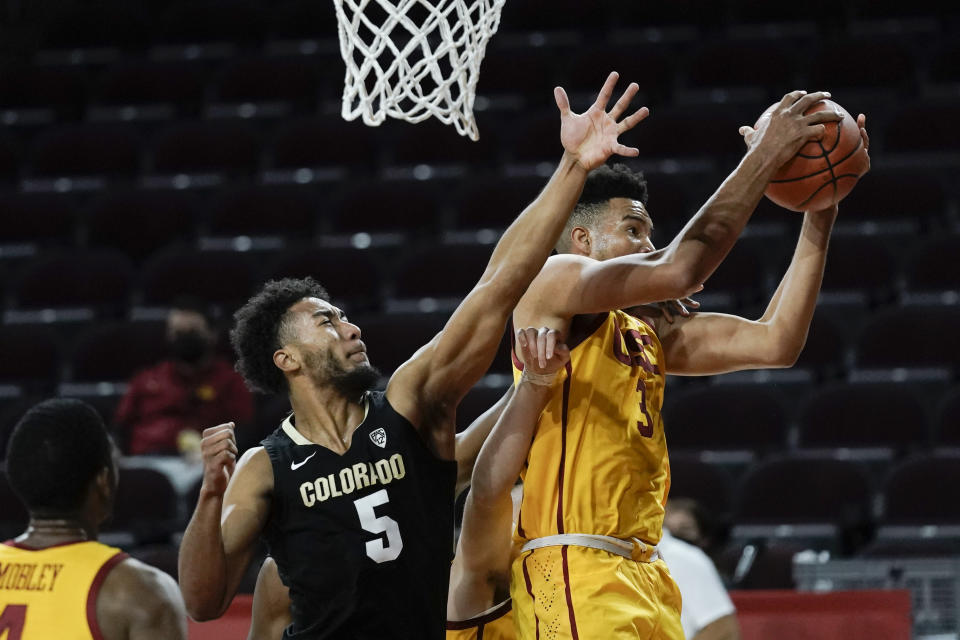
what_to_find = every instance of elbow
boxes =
[185,599,227,623]
[767,341,803,369]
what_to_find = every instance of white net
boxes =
[333,0,506,141]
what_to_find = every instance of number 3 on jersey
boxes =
[354,489,403,563]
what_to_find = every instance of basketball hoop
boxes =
[333,0,506,141]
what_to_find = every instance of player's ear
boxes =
[274,347,301,374]
[570,226,591,255]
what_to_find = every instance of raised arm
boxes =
[660,205,836,374]
[178,424,272,621]
[447,329,569,620]
[387,72,649,454]
[658,114,869,375]
[453,386,514,496]
[521,90,845,323]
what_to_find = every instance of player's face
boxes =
[590,198,655,261]
[285,297,380,394]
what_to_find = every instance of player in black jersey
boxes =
[178,73,649,639]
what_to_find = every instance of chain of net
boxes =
[334,0,505,140]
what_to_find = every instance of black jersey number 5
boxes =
[354,489,403,563]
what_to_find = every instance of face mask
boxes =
[170,330,210,365]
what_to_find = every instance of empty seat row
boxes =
[670,451,960,528]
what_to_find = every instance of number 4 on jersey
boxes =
[354,489,403,563]
[0,604,26,640]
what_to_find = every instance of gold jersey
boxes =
[446,600,514,640]
[0,540,127,640]
[512,310,669,544]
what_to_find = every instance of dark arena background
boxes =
[1,1,959,638]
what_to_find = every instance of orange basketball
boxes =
[761,99,869,212]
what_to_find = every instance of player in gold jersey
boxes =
[511,93,870,639]
[0,398,186,640]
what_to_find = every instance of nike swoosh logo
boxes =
[290,451,317,471]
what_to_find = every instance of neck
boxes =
[16,515,97,548]
[288,380,367,450]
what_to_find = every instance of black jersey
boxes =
[261,391,457,639]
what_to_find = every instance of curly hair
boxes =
[230,277,330,394]
[7,398,114,514]
[556,163,649,253]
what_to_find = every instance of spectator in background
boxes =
[114,296,253,456]
[661,498,741,640]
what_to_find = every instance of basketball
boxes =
[761,99,869,212]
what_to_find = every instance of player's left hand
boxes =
[516,327,570,374]
[857,112,871,174]
[555,71,650,172]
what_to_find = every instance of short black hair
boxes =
[6,398,113,514]
[230,277,330,394]
[557,163,649,253]
[579,162,649,207]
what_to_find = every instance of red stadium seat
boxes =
[620,106,744,160]
[140,246,257,307]
[105,467,179,544]
[884,101,960,153]
[808,39,916,92]
[0,474,29,540]
[393,244,492,299]
[206,184,319,237]
[855,306,960,370]
[385,118,500,169]
[267,0,338,40]
[0,397,40,462]
[793,310,848,374]
[264,245,385,312]
[353,312,447,375]
[837,167,947,231]
[904,236,960,294]
[269,117,377,173]
[151,121,261,175]
[456,384,511,432]
[734,455,873,526]
[29,124,141,178]
[928,41,960,86]
[702,238,768,303]
[453,174,545,230]
[796,383,928,452]
[331,181,442,234]
[86,190,199,261]
[561,45,676,106]
[667,455,736,521]
[817,235,898,302]
[157,2,268,45]
[40,5,149,50]
[0,192,79,246]
[718,540,806,590]
[881,453,960,524]
[212,57,322,107]
[934,386,960,447]
[0,64,86,116]
[0,325,61,389]
[12,249,134,310]
[93,60,210,111]
[683,41,798,94]
[475,49,557,99]
[663,384,789,451]
[70,321,167,382]
[0,135,18,184]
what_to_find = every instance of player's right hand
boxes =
[516,327,571,374]
[740,90,843,167]
[199,422,238,497]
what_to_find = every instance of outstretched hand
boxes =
[516,327,570,375]
[556,71,650,172]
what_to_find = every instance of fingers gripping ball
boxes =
[761,99,869,212]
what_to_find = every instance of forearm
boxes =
[470,380,551,505]
[760,208,836,360]
[481,153,587,301]
[178,492,231,620]
[665,147,781,289]
[454,387,513,494]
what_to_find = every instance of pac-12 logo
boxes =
[369,428,387,448]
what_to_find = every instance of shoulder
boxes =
[98,557,186,628]
[236,446,274,479]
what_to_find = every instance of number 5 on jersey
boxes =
[354,489,403,563]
